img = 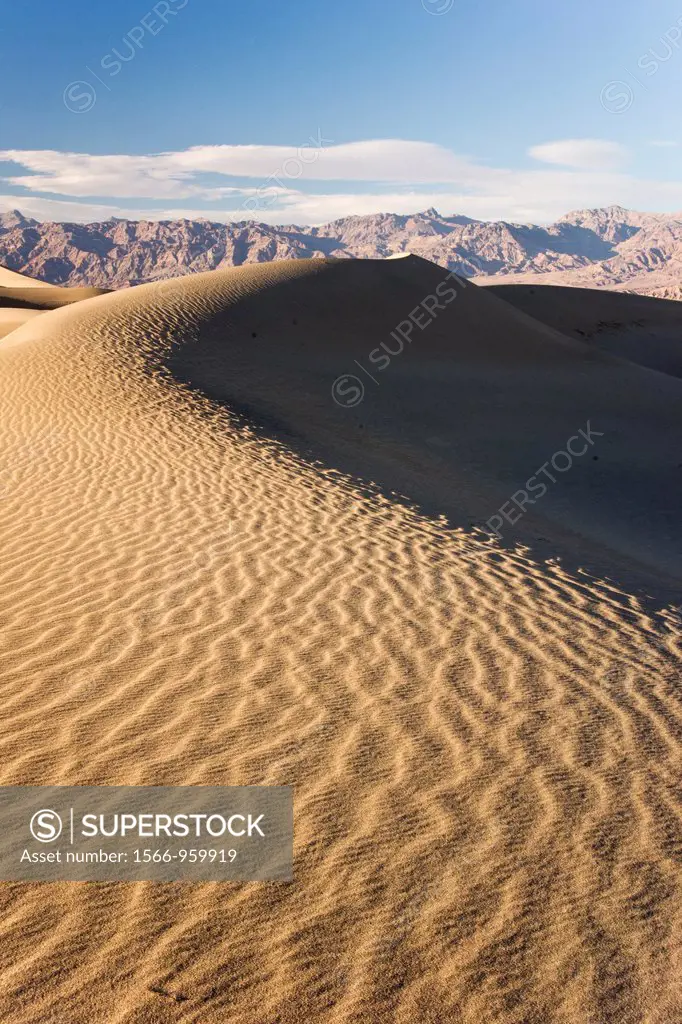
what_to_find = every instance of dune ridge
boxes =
[0,258,681,1022]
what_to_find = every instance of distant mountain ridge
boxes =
[1,205,681,297]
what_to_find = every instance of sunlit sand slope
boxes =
[0,307,45,339]
[0,258,680,1023]
[0,266,53,288]
[0,264,107,338]
[0,283,106,310]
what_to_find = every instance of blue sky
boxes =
[1,0,681,224]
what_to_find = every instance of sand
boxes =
[0,272,106,339]
[0,284,106,311]
[0,307,45,339]
[0,257,680,1023]
[0,266,53,289]
[487,283,682,379]
[0,270,107,340]
[0,265,107,322]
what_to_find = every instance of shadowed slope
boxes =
[5,256,680,588]
[41,255,677,590]
[487,283,682,379]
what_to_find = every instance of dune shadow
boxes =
[158,258,682,614]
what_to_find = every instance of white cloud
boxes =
[172,139,473,182]
[0,141,475,199]
[528,139,629,171]
[1,138,681,226]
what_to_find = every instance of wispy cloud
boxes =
[1,138,681,226]
[528,139,630,171]
[0,141,474,198]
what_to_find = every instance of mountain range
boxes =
[1,205,681,297]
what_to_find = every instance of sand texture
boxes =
[0,258,681,1023]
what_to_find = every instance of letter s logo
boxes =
[331,374,364,408]
[63,81,97,114]
[30,809,63,843]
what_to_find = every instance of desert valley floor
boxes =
[0,257,681,1023]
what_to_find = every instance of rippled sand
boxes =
[0,259,680,1022]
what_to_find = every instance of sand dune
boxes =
[0,283,106,311]
[0,265,106,317]
[0,266,52,289]
[0,257,680,1023]
[0,265,107,340]
[0,307,45,339]
[488,283,682,379]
